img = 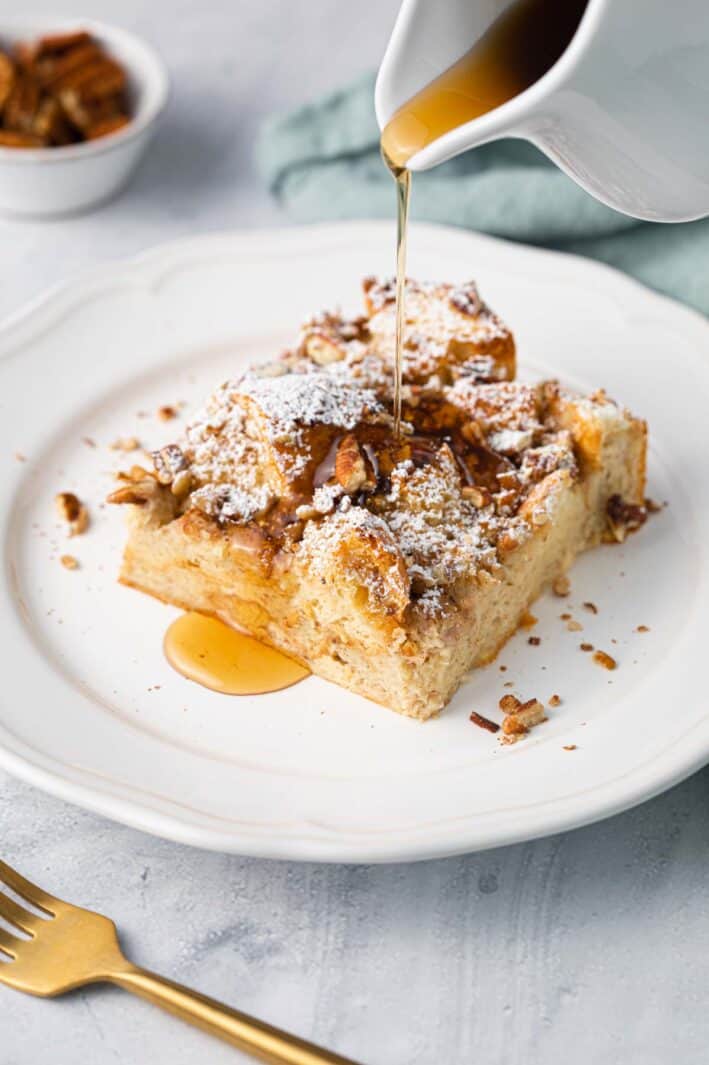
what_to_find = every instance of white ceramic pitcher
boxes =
[376,0,709,222]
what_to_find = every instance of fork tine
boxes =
[0,860,58,916]
[0,891,40,935]
[0,927,21,960]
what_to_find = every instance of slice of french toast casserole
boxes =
[110,278,647,719]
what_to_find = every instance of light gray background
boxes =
[1,3,707,1063]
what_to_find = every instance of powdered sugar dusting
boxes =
[179,384,276,522]
[237,368,382,436]
[381,449,500,612]
[300,506,409,615]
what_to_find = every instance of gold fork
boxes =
[0,859,359,1064]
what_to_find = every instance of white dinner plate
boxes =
[1,222,707,863]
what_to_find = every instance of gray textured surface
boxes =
[0,2,706,1062]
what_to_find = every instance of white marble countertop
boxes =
[1,2,707,1062]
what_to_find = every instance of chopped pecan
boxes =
[499,694,521,712]
[593,650,617,670]
[449,282,482,318]
[170,469,192,499]
[107,479,158,505]
[496,694,545,745]
[86,113,129,140]
[502,715,528,739]
[302,331,345,366]
[36,42,102,89]
[461,485,486,507]
[33,31,93,58]
[152,444,187,485]
[301,313,370,366]
[55,491,89,535]
[79,63,126,100]
[32,95,73,144]
[107,465,160,505]
[470,711,500,734]
[3,73,40,133]
[0,129,44,147]
[335,434,368,493]
[52,56,124,98]
[501,698,547,744]
[0,52,15,111]
[607,495,647,542]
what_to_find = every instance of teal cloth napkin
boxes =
[258,73,709,316]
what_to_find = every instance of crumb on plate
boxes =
[470,711,500,734]
[55,491,89,536]
[552,575,570,597]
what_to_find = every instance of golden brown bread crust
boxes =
[110,277,647,719]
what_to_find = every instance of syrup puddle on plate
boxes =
[164,612,310,695]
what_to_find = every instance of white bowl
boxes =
[0,15,169,218]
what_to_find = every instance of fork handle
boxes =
[109,965,359,1064]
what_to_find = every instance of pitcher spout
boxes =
[377,0,709,222]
